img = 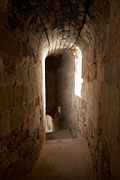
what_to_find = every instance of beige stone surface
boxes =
[0,0,120,179]
[19,132,94,180]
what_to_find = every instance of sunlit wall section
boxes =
[46,115,53,133]
[74,47,83,98]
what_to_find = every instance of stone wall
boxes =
[0,5,45,180]
[78,0,120,179]
[0,0,120,179]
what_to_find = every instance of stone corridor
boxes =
[0,0,120,179]
[19,130,94,180]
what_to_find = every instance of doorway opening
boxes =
[45,49,82,138]
[45,54,63,132]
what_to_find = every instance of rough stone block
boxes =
[28,117,34,136]
[29,65,35,83]
[21,105,28,132]
[28,83,33,101]
[11,108,23,132]
[0,57,4,84]
[23,65,29,85]
[4,72,15,85]
[0,29,21,57]
[0,111,11,138]
[36,67,41,82]
[6,86,13,108]
[113,62,120,86]
[22,86,28,104]
[16,65,23,84]
[104,63,113,84]
[28,101,35,118]
[0,86,13,112]
[16,63,29,85]
[14,85,23,106]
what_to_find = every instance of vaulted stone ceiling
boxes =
[7,0,93,55]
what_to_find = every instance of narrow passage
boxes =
[20,129,94,180]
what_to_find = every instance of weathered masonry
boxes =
[0,0,120,180]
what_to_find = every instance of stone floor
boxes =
[46,129,73,140]
[19,130,94,180]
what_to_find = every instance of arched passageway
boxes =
[0,0,120,180]
[45,50,80,132]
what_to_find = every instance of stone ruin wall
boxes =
[0,0,120,179]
